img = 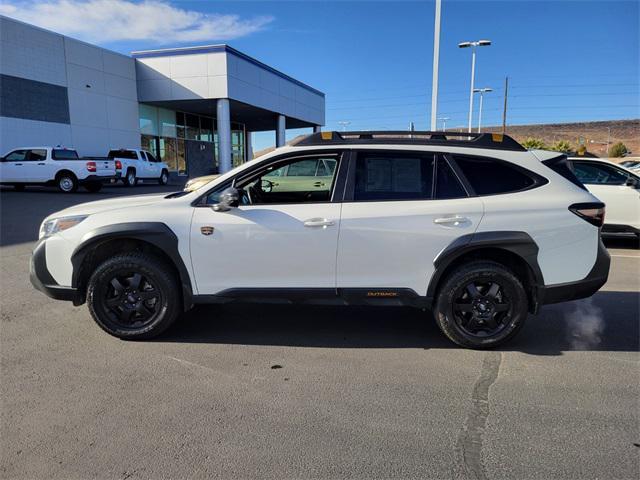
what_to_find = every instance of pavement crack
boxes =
[453,351,502,480]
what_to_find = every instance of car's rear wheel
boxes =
[57,172,78,193]
[86,252,180,339]
[159,169,169,185]
[434,261,528,349]
[123,169,136,187]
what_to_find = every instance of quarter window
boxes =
[453,155,536,195]
[572,162,630,185]
[354,153,435,201]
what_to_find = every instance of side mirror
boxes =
[212,187,240,211]
[625,177,639,188]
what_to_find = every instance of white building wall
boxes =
[0,16,140,156]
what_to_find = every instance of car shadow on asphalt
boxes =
[159,290,639,355]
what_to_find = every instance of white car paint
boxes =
[107,149,168,182]
[38,142,603,295]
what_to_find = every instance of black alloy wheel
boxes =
[87,252,180,339]
[434,260,528,349]
[452,280,511,338]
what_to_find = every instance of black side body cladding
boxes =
[30,238,79,302]
[70,222,194,310]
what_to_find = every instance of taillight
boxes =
[115,160,122,170]
[569,202,605,228]
[86,161,96,172]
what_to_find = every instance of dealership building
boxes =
[0,16,325,177]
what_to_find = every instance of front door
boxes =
[0,149,29,182]
[189,153,344,294]
[337,152,484,295]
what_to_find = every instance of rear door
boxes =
[27,148,53,181]
[336,151,484,295]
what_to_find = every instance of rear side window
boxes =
[453,155,537,195]
[572,161,631,186]
[28,149,47,161]
[108,150,137,160]
[52,149,79,160]
[354,153,435,201]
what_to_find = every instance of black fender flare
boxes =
[426,231,545,309]
[70,222,193,310]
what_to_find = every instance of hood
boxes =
[49,192,171,218]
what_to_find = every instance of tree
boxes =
[521,137,547,150]
[608,142,628,158]
[550,140,573,153]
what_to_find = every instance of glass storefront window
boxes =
[139,105,158,136]
[176,112,185,139]
[177,139,186,175]
[185,114,199,140]
[159,137,177,172]
[159,108,176,137]
[141,134,158,157]
[200,117,213,143]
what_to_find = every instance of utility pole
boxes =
[502,76,509,134]
[430,0,442,131]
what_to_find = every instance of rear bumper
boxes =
[539,236,610,305]
[78,174,117,184]
[30,238,79,302]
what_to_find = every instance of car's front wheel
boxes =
[86,252,181,339]
[434,260,528,349]
[159,169,169,185]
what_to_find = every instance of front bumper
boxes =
[539,236,611,305]
[30,238,79,302]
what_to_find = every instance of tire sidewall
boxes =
[125,170,136,187]
[159,170,168,185]
[58,174,77,193]
[87,256,178,339]
[435,264,528,349]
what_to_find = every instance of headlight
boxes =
[39,215,88,239]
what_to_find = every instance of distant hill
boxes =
[253,119,639,159]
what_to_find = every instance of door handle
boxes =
[38,163,46,165]
[434,215,470,226]
[303,218,335,228]
[15,163,23,166]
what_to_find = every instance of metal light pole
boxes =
[430,0,442,131]
[459,40,491,133]
[437,116,450,131]
[473,88,492,133]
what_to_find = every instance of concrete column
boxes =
[276,114,286,147]
[216,98,232,173]
[246,131,253,161]
[313,125,322,133]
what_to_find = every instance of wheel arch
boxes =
[55,169,77,180]
[70,222,193,310]
[427,231,544,314]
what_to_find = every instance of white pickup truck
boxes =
[107,149,170,187]
[0,147,116,193]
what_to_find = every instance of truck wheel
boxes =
[434,261,528,349]
[159,170,169,185]
[57,172,78,193]
[84,181,102,193]
[86,252,181,340]
[124,169,136,187]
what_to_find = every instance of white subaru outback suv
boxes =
[31,131,610,349]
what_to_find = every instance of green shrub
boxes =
[608,142,628,158]
[521,138,548,150]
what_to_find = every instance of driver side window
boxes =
[238,155,341,205]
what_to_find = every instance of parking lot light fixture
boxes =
[459,39,492,133]
[473,87,493,133]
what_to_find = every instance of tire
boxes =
[124,169,136,187]
[56,172,78,193]
[84,181,102,193]
[434,260,528,349]
[159,169,169,185]
[13,184,25,192]
[86,252,181,340]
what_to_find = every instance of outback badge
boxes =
[200,226,214,236]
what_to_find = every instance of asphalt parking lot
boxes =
[1,184,638,480]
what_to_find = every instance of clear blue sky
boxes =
[4,0,638,152]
